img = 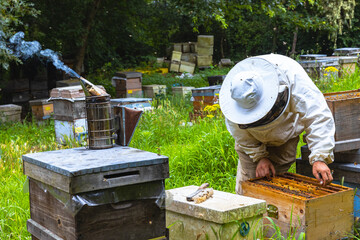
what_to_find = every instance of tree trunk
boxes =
[290,27,298,59]
[74,0,102,74]
[271,26,278,53]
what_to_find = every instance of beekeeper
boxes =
[219,54,335,194]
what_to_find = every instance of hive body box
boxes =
[113,71,143,98]
[143,85,167,98]
[0,104,22,122]
[50,97,86,144]
[166,186,266,240]
[23,145,169,240]
[191,85,220,112]
[242,173,354,240]
[29,99,54,120]
[172,86,194,97]
[324,89,360,151]
[297,154,360,218]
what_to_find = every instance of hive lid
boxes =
[23,145,168,177]
[191,85,221,96]
[23,145,169,194]
[166,186,266,224]
[0,104,22,111]
[110,98,152,104]
[115,71,142,79]
[29,99,51,106]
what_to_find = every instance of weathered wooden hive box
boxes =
[29,99,54,121]
[143,84,167,98]
[191,85,221,112]
[298,57,339,79]
[166,186,266,240]
[338,56,358,76]
[0,104,22,122]
[172,86,194,97]
[333,47,360,56]
[23,145,169,240]
[179,61,195,74]
[324,89,360,151]
[49,85,97,144]
[297,155,360,218]
[112,71,143,98]
[242,173,354,240]
[110,97,153,111]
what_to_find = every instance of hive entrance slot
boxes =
[104,170,140,180]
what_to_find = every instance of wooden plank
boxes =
[72,162,169,194]
[305,190,354,239]
[29,179,76,240]
[27,219,64,240]
[324,90,360,142]
[24,162,71,193]
[334,138,360,152]
[301,144,360,163]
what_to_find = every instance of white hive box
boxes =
[143,85,167,98]
[172,86,194,97]
[166,186,266,240]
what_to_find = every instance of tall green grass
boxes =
[1,65,360,239]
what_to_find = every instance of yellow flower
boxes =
[207,114,214,118]
[324,66,338,72]
[203,105,212,111]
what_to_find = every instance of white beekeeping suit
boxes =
[219,54,335,194]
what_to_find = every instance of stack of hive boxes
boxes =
[112,71,143,98]
[296,89,360,218]
[170,42,196,74]
[49,85,92,144]
[196,35,214,68]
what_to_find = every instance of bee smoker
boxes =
[85,95,114,149]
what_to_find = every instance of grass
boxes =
[1,65,360,239]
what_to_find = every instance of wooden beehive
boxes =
[166,186,266,240]
[191,85,220,111]
[23,146,169,240]
[169,61,180,72]
[324,89,360,151]
[242,173,354,240]
[171,51,182,62]
[172,86,194,97]
[29,99,54,120]
[197,55,213,67]
[339,56,358,76]
[197,35,214,47]
[113,72,143,98]
[296,157,360,218]
[179,61,195,74]
[143,84,167,98]
[0,104,22,122]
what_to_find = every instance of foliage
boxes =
[0,0,39,69]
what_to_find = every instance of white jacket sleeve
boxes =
[291,75,335,165]
[225,118,269,162]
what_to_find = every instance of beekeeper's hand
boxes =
[312,161,333,186]
[256,158,276,178]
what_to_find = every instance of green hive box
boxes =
[166,186,266,240]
